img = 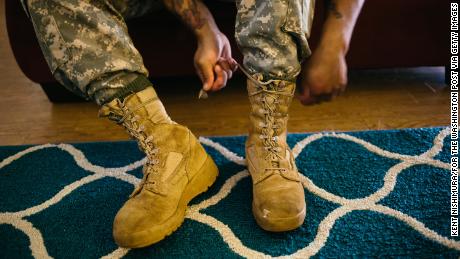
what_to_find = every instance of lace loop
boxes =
[257,88,285,163]
[118,102,161,193]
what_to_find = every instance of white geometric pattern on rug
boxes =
[0,128,456,259]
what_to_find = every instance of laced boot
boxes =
[99,87,218,248]
[246,77,306,232]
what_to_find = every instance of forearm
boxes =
[320,0,365,53]
[162,0,219,41]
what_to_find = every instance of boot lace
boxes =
[252,83,292,172]
[259,88,283,160]
[116,99,160,192]
[238,64,291,171]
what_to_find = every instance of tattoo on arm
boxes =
[164,0,205,30]
[325,0,343,19]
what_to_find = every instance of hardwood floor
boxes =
[0,1,449,146]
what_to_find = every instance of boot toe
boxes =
[257,185,305,218]
[253,184,306,232]
[112,202,157,248]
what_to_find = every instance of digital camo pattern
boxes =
[26,0,151,103]
[24,0,314,103]
[235,0,315,82]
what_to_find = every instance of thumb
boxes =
[196,61,214,91]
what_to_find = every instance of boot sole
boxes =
[252,204,306,232]
[119,155,219,248]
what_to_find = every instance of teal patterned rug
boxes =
[0,127,458,258]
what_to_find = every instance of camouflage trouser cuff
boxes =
[250,71,298,83]
[105,75,152,104]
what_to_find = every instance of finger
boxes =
[299,95,318,105]
[218,59,233,79]
[213,71,228,91]
[221,37,232,59]
[212,64,228,91]
[220,37,238,71]
[297,87,318,105]
[219,56,238,72]
[229,58,238,72]
[222,58,237,73]
[195,61,214,91]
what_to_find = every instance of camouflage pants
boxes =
[24,0,314,105]
[236,0,314,82]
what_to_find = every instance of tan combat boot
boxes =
[246,78,306,232]
[99,87,218,248]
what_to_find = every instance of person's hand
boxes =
[297,44,348,105]
[194,31,237,92]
